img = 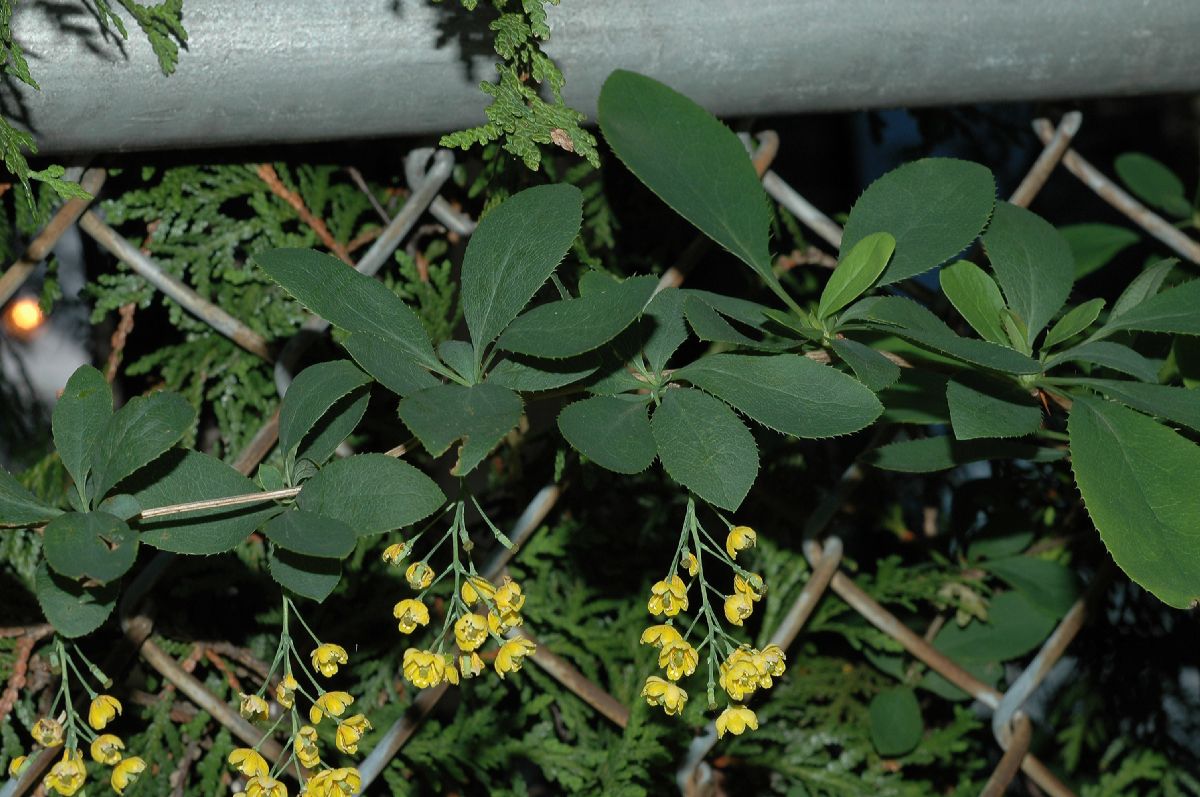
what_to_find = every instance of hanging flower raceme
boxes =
[11,639,146,797]
[386,498,537,691]
[637,499,787,739]
[225,597,365,797]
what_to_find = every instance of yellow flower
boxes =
[335,714,372,755]
[239,692,270,722]
[306,770,334,797]
[725,525,756,559]
[719,650,762,701]
[715,704,759,738]
[461,576,495,605]
[110,756,146,795]
[401,648,446,689]
[381,541,409,566]
[758,643,787,678]
[32,717,64,747]
[88,694,122,730]
[392,599,431,634]
[639,624,683,649]
[641,675,688,716]
[329,767,361,795]
[658,639,698,681]
[681,552,699,577]
[275,673,299,709]
[734,572,765,601]
[43,748,86,796]
[647,575,688,617]
[459,652,485,679]
[405,561,435,590]
[228,747,269,778]
[443,660,460,686]
[246,774,288,797]
[494,578,526,614]
[454,613,488,652]
[8,755,28,777]
[311,643,349,677]
[487,608,523,635]
[494,637,536,679]
[309,691,354,724]
[295,725,321,768]
[723,592,754,626]
[90,734,125,766]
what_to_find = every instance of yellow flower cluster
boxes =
[228,599,367,797]
[18,692,146,796]
[639,517,786,739]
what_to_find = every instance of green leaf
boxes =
[597,70,777,291]
[1098,278,1200,337]
[254,248,438,370]
[0,467,62,526]
[676,353,882,438]
[90,391,197,501]
[878,369,951,425]
[269,548,342,603]
[1045,341,1161,383]
[43,511,138,584]
[279,360,372,462]
[642,287,689,373]
[97,494,142,521]
[968,532,1035,561]
[818,232,895,320]
[460,184,583,355]
[497,275,658,359]
[1071,379,1200,433]
[1059,223,1139,279]
[933,591,1056,662]
[865,436,1063,473]
[437,341,477,384]
[830,338,900,391]
[1110,258,1176,319]
[1114,153,1192,218]
[129,450,282,555]
[1042,299,1105,351]
[868,687,923,757]
[982,202,1075,339]
[52,365,113,494]
[398,383,523,477]
[263,510,357,559]
[299,389,370,468]
[854,297,1040,374]
[486,357,596,392]
[841,158,996,285]
[946,373,1042,440]
[342,332,440,398]
[35,562,118,638]
[982,557,1079,618]
[557,395,656,475]
[683,294,784,351]
[1069,395,1200,608]
[296,454,445,536]
[651,389,757,511]
[939,260,1009,345]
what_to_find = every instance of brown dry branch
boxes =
[255,163,353,265]
[105,301,137,382]
[0,168,107,307]
[1033,118,1200,264]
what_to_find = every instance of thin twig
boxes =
[137,487,300,520]
[105,301,137,383]
[511,627,630,727]
[1033,118,1200,264]
[0,168,107,307]
[256,164,353,265]
[980,713,1032,797]
[346,166,390,223]
[1010,112,1081,208]
[762,169,843,249]
[79,211,274,361]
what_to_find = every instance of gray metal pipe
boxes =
[7,0,1200,155]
